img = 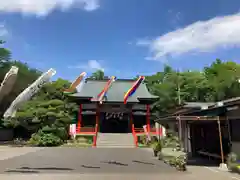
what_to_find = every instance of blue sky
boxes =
[0,0,240,81]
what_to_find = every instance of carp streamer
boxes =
[64,72,87,94]
[97,76,116,104]
[124,76,145,104]
[4,68,56,118]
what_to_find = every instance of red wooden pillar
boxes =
[130,110,134,133]
[96,105,99,132]
[146,104,150,132]
[131,109,138,147]
[93,104,99,147]
[77,104,82,133]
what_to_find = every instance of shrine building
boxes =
[69,78,159,146]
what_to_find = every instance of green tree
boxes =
[89,70,105,80]
[0,40,11,63]
[145,66,179,115]
[204,59,240,101]
[145,59,240,116]
[3,78,78,146]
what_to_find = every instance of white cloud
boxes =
[141,12,240,60]
[0,0,100,16]
[68,60,104,71]
[87,59,103,70]
[136,38,151,46]
[0,24,8,37]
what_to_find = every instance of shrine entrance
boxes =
[99,112,131,133]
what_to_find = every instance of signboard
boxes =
[69,124,76,139]
[105,112,124,120]
[143,125,151,141]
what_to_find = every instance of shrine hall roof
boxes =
[70,79,158,103]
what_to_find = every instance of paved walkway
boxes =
[0,147,177,174]
[0,146,43,160]
[0,147,239,180]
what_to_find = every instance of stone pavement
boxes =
[0,146,239,180]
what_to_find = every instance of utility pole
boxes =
[177,69,183,150]
[177,74,181,105]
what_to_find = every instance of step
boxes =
[96,133,135,148]
[97,146,134,147]
[97,143,134,145]
[97,146,135,148]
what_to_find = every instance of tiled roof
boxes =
[182,102,215,109]
[70,79,158,103]
[81,103,153,110]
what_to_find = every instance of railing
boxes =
[151,127,163,136]
[134,127,162,135]
[150,127,156,132]
[134,128,144,133]
[132,126,163,147]
[79,126,95,133]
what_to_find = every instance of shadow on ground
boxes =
[81,165,101,169]
[5,167,74,174]
[187,157,219,167]
[5,170,40,174]
[132,160,155,165]
[20,167,74,171]
[1,148,179,174]
[101,161,128,166]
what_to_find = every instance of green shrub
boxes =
[161,154,187,171]
[175,155,187,171]
[152,141,162,156]
[75,135,93,144]
[63,135,93,147]
[227,152,238,164]
[227,152,240,173]
[137,135,150,146]
[41,126,68,140]
[158,152,164,160]
[28,131,63,147]
[168,157,176,166]
[161,131,180,149]
[85,136,93,144]
[38,99,64,108]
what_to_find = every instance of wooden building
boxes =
[155,97,240,164]
[69,78,159,147]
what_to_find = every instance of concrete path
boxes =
[0,146,43,160]
[0,147,239,180]
[0,147,177,174]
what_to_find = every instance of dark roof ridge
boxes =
[85,78,139,82]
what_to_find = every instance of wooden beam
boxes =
[217,117,225,164]
[162,115,225,121]
[177,116,222,121]
[178,116,183,149]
